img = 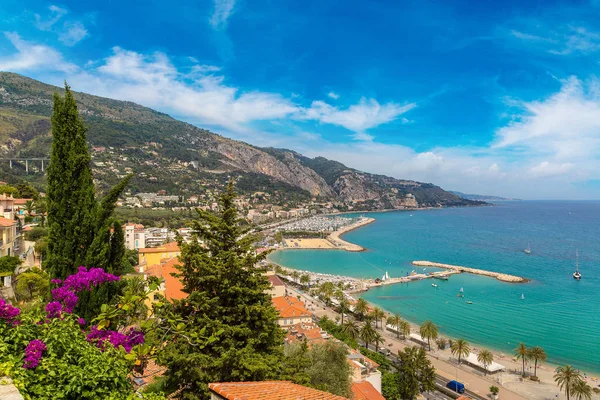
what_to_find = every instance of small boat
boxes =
[431,283,438,288]
[433,275,449,281]
[520,293,524,300]
[573,250,581,280]
[524,243,531,254]
[459,287,464,293]
[466,301,473,304]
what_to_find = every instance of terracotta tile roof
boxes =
[285,322,326,344]
[132,359,166,389]
[351,382,385,400]
[208,381,348,400]
[139,242,180,253]
[268,274,285,287]
[13,198,32,205]
[0,217,16,227]
[348,350,379,369]
[272,296,312,319]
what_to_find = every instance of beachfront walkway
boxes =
[286,285,594,400]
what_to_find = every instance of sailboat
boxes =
[573,250,581,280]
[524,243,531,255]
[459,287,464,293]
[520,293,524,300]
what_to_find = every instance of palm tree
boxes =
[571,378,592,400]
[319,281,335,305]
[527,346,547,378]
[360,322,377,350]
[387,314,402,339]
[299,273,310,289]
[419,320,438,351]
[341,318,360,341]
[399,320,411,340]
[338,296,351,325]
[514,343,529,377]
[353,298,369,320]
[373,307,385,330]
[373,331,385,352]
[477,350,494,375]
[451,339,470,364]
[291,270,300,284]
[24,200,34,216]
[554,365,583,400]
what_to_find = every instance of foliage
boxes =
[360,320,378,349]
[450,338,470,363]
[24,227,48,242]
[359,346,393,372]
[45,84,130,279]
[0,267,166,400]
[158,181,284,399]
[419,320,438,351]
[305,341,352,397]
[514,343,529,377]
[527,346,547,378]
[0,256,22,275]
[554,365,587,400]
[490,385,500,395]
[0,184,20,197]
[384,347,436,400]
[317,316,358,349]
[436,338,447,350]
[477,349,494,375]
[353,298,369,320]
[15,268,50,301]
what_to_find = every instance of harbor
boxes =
[412,261,529,283]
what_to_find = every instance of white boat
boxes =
[524,243,531,254]
[431,283,438,288]
[459,287,464,293]
[573,250,581,280]
[520,293,524,300]
[385,271,390,280]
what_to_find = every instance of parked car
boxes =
[378,348,391,357]
[446,380,465,394]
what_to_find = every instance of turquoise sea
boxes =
[269,201,600,373]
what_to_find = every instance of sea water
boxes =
[268,201,600,373]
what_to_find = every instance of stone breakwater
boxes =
[327,217,375,252]
[412,261,529,283]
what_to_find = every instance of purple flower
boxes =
[0,298,20,324]
[50,279,62,285]
[23,340,46,369]
[86,326,144,353]
[50,287,78,314]
[45,301,62,319]
[77,318,86,326]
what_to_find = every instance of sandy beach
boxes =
[284,283,600,400]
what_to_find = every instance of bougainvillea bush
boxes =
[0,267,165,400]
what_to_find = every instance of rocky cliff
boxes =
[0,72,482,209]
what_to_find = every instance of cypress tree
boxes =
[46,84,97,279]
[160,181,284,399]
[46,84,131,279]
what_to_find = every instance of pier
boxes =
[412,261,529,283]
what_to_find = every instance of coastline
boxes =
[278,217,375,252]
[412,260,529,283]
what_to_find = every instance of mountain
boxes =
[0,72,482,210]
[450,191,521,202]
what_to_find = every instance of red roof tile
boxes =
[268,274,285,287]
[208,381,348,400]
[272,296,312,319]
[0,217,16,227]
[351,382,385,400]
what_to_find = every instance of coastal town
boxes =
[2,1,600,398]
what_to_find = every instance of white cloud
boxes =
[34,5,67,31]
[529,161,575,178]
[494,76,600,159]
[59,21,88,46]
[509,24,600,56]
[0,32,77,72]
[327,91,340,100]
[209,0,236,30]
[299,98,416,140]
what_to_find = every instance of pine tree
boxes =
[160,181,284,399]
[46,84,131,279]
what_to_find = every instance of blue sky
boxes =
[2,0,600,199]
